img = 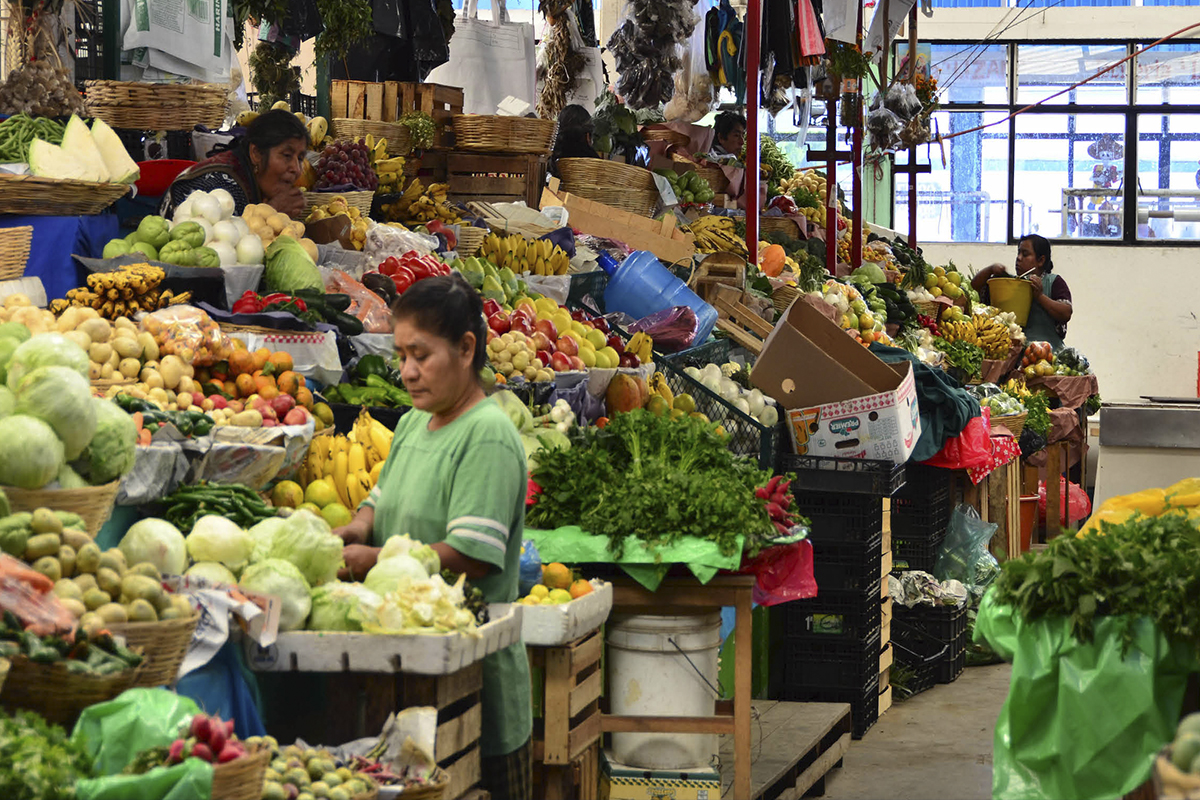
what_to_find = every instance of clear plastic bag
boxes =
[934,504,999,602]
[866,106,904,152]
[324,269,393,334]
[363,224,439,263]
[664,5,716,123]
[140,305,235,367]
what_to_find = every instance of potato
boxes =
[89,361,102,380]
[58,545,76,577]
[75,541,101,573]
[60,598,87,618]
[79,612,105,636]
[137,331,160,362]
[149,387,169,405]
[56,305,88,332]
[126,599,158,622]
[64,330,92,351]
[107,350,121,369]
[73,574,98,593]
[141,368,164,389]
[32,556,62,582]
[100,362,114,379]
[113,315,136,330]
[79,317,112,343]
[96,603,129,624]
[4,293,31,308]
[119,358,141,378]
[54,579,83,602]
[112,336,142,359]
[159,355,185,389]
[25,532,61,560]
[96,566,123,596]
[177,392,194,409]
[90,341,113,364]
[61,528,89,551]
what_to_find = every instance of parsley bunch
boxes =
[0,708,93,800]
[528,411,774,559]
[1024,391,1052,438]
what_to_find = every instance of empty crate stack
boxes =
[892,601,969,694]
[773,457,905,739]
[891,464,954,573]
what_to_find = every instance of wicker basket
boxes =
[0,174,129,216]
[0,651,143,727]
[693,163,731,195]
[454,115,557,154]
[301,190,375,217]
[84,80,228,131]
[90,377,138,392]
[558,158,658,216]
[3,480,121,538]
[385,769,451,800]
[641,126,689,147]
[331,119,412,156]
[994,412,1027,438]
[455,225,487,256]
[772,285,802,315]
[0,225,32,280]
[106,612,200,688]
[211,744,271,800]
[349,789,379,800]
[913,299,941,318]
[760,216,802,239]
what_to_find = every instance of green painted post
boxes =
[316,58,330,120]
[103,0,121,79]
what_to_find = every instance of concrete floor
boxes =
[820,663,1013,800]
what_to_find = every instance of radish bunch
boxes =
[167,713,247,766]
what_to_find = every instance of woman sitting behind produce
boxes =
[709,111,747,160]
[548,104,600,179]
[333,274,532,800]
[970,234,1073,349]
[161,109,309,221]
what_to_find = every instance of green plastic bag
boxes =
[75,759,212,800]
[72,688,201,776]
[975,590,1194,800]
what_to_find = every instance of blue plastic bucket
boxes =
[601,251,718,346]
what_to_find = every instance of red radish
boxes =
[190,715,210,742]
[224,718,235,737]
[209,725,227,755]
[191,743,214,762]
[167,739,186,765]
[217,744,243,763]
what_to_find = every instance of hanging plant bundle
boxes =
[536,1,586,120]
[230,0,292,49]
[0,59,85,117]
[605,0,697,109]
[313,0,373,62]
[248,41,300,110]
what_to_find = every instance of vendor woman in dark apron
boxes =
[971,234,1073,350]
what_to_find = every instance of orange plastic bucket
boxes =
[1019,495,1039,553]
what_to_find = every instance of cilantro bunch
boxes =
[0,708,93,799]
[528,411,774,559]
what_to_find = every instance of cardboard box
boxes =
[601,751,720,800]
[751,299,921,465]
[541,182,695,265]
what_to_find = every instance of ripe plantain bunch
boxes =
[51,263,191,319]
[380,178,460,225]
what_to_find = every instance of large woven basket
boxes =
[107,612,200,688]
[994,412,1027,438]
[301,190,375,217]
[331,119,412,156]
[211,744,271,800]
[760,216,802,239]
[0,225,32,280]
[0,650,143,727]
[0,175,128,216]
[772,285,802,315]
[3,480,121,538]
[85,80,228,130]
[913,298,941,318]
[454,115,557,154]
[90,377,137,392]
[641,126,689,148]
[693,163,731,195]
[558,158,658,216]
[386,768,451,800]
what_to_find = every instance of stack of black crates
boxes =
[771,456,904,739]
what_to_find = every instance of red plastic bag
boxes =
[1038,477,1092,526]
[738,540,817,606]
[924,408,993,471]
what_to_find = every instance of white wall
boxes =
[919,242,1198,401]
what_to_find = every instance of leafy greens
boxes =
[0,709,93,800]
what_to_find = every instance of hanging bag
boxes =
[426,0,537,115]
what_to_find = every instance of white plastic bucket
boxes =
[607,612,722,770]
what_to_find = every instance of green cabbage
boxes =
[73,398,136,485]
[494,390,534,434]
[247,517,287,563]
[57,464,88,489]
[186,515,252,575]
[365,573,477,634]
[5,333,89,391]
[851,264,888,284]
[119,518,188,575]
[239,559,312,631]
[378,534,440,575]
[364,553,429,597]
[264,509,344,586]
[0,338,17,385]
[14,366,97,460]
[185,561,238,585]
[308,581,383,631]
[0,414,64,488]
[264,236,322,294]
[0,322,30,343]
[0,386,13,417]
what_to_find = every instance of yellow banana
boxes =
[333,448,351,507]
[369,421,393,459]
[369,461,384,486]
[649,372,673,405]
[348,442,366,474]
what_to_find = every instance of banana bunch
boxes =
[362,134,389,164]
[381,179,460,224]
[302,410,394,508]
[687,215,749,256]
[972,315,1013,359]
[627,331,654,363]
[307,116,330,148]
[940,319,980,347]
[1002,377,1033,402]
[480,233,570,276]
[54,264,189,319]
[648,372,673,406]
[374,156,407,194]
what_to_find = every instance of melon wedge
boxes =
[59,114,111,182]
[90,118,140,184]
[28,139,108,182]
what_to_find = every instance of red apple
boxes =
[570,355,585,370]
[607,335,625,354]
[537,349,554,367]
[593,318,610,333]
[284,407,310,426]
[531,331,555,353]
[510,315,534,336]
[535,318,559,340]
[619,352,641,368]
[555,336,578,356]
[483,298,503,317]
[207,395,228,410]
[488,312,511,334]
[227,400,243,413]
[551,352,573,372]
[271,394,295,417]
[262,419,278,427]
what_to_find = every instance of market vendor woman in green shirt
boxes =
[333,274,532,799]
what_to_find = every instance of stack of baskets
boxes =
[453,115,557,154]
[0,225,31,281]
[84,80,228,131]
[331,119,412,156]
[557,158,658,216]
[4,480,122,538]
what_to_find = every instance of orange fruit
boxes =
[258,383,279,401]
[295,386,314,410]
[234,373,255,398]
[264,351,294,376]
[542,562,572,591]
[228,349,255,376]
[252,347,270,372]
[569,579,593,599]
[277,370,302,397]
[223,380,238,397]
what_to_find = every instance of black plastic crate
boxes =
[793,492,884,544]
[779,453,907,496]
[891,463,954,539]
[779,676,881,739]
[114,128,195,163]
[812,530,884,592]
[891,531,949,574]
[781,627,881,690]
[567,270,608,313]
[662,337,732,367]
[893,603,968,685]
[776,582,883,645]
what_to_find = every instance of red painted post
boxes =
[745,0,762,265]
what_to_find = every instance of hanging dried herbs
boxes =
[248,41,299,109]
[313,0,373,63]
[231,0,292,50]
[399,112,436,150]
[536,2,586,120]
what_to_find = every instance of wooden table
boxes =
[602,574,755,800]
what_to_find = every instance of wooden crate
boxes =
[529,630,603,767]
[541,183,695,265]
[691,255,746,305]
[881,597,893,649]
[330,80,389,121]
[710,285,773,355]
[533,741,599,800]
[448,152,547,208]
[401,83,465,148]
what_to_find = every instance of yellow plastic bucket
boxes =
[988,278,1034,326]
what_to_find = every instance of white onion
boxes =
[684,366,701,380]
[209,241,238,267]
[733,397,751,415]
[177,196,196,219]
[746,389,765,416]
[758,405,779,426]
[191,192,222,225]
[212,220,241,245]
[701,375,722,394]
[231,217,250,238]
[235,234,265,265]
[702,363,722,382]
[208,188,235,220]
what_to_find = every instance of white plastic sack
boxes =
[427,0,536,116]
[231,330,342,387]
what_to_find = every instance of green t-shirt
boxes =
[363,397,532,757]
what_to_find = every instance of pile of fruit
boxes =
[917,265,965,301]
[31,308,155,383]
[304,196,370,251]
[368,251,450,301]
[682,362,778,426]
[259,741,385,800]
[687,215,749,256]
[810,280,892,346]
[297,409,394,520]
[479,232,571,277]
[938,311,1013,360]
[1021,341,1057,378]
[518,562,595,606]
[778,169,830,227]
[23,114,139,184]
[380,178,460,225]
[976,390,1026,418]
[455,257,537,309]
[59,264,191,319]
[242,203,316,256]
[372,156,408,195]
[655,169,716,205]
[310,139,379,192]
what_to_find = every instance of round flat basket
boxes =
[454,115,557,154]
[641,126,689,147]
[0,225,32,280]
[3,480,121,538]
[302,191,374,217]
[106,612,200,688]
[558,158,658,217]
[760,216,801,239]
[331,119,412,156]
[455,226,487,256]
[211,745,271,800]
[0,650,143,728]
[995,412,1027,438]
[0,175,129,216]
[84,80,228,130]
[383,768,451,800]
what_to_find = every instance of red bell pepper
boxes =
[379,256,402,277]
[391,265,416,295]
[232,291,264,314]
